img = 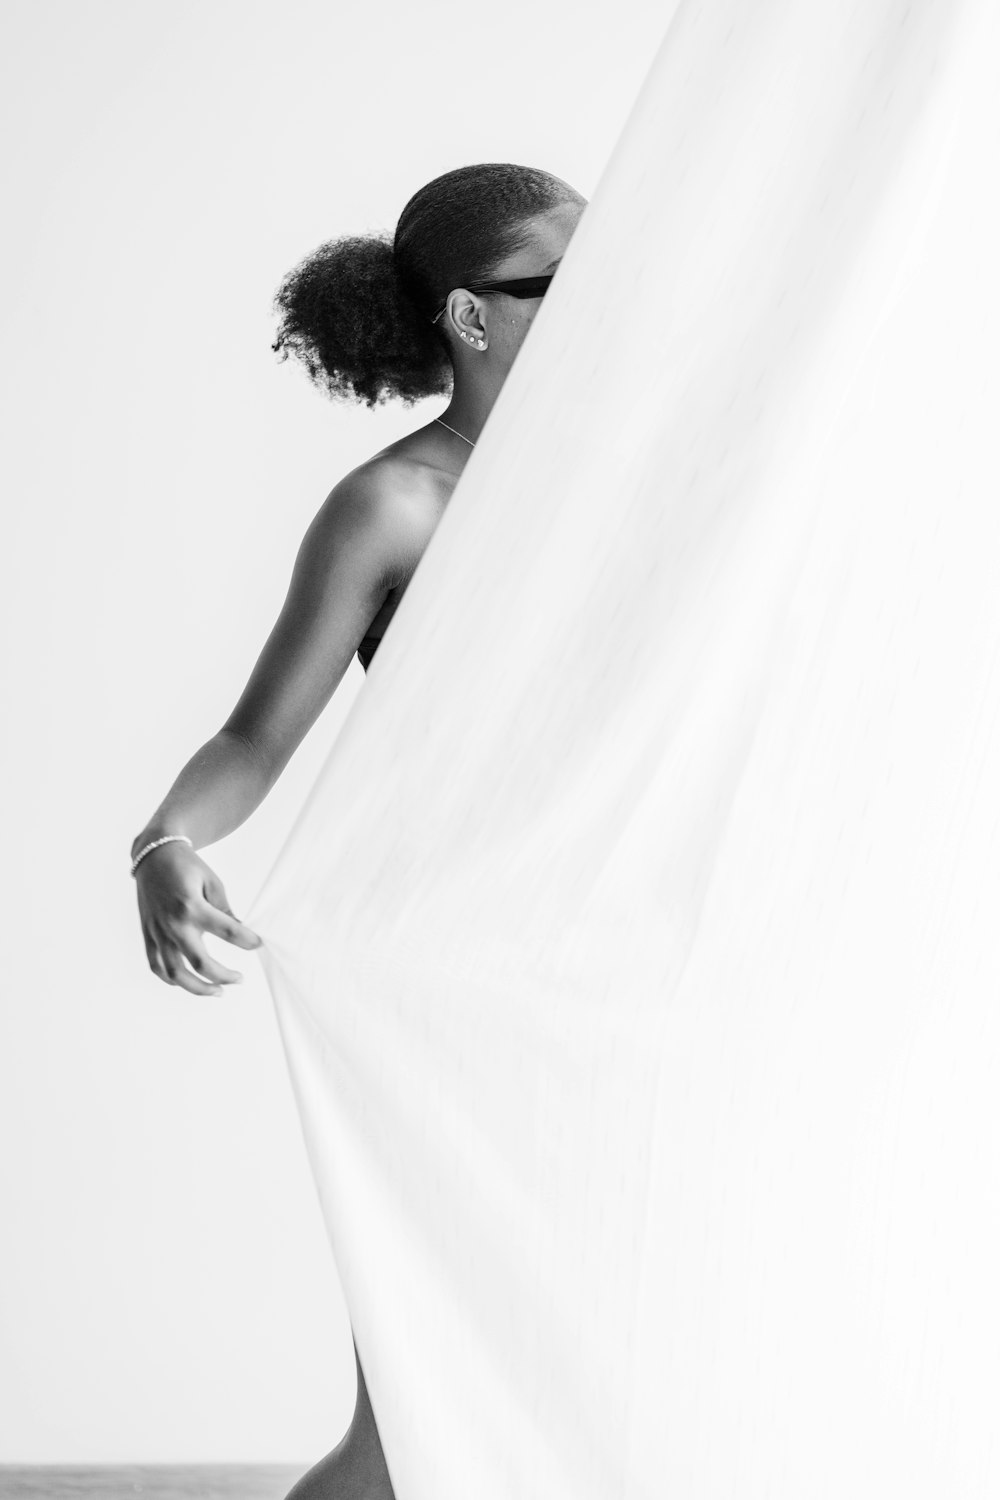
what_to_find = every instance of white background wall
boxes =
[0,0,669,1465]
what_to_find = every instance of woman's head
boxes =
[272,163,586,408]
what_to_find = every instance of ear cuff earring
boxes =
[460,332,487,349]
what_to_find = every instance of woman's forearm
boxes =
[130,728,273,859]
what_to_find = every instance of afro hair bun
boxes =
[272,232,452,409]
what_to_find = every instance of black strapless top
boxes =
[356,633,383,672]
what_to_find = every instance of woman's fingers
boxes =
[158,943,227,997]
[145,921,239,995]
[198,900,264,952]
[170,923,246,987]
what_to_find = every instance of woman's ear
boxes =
[448,291,487,348]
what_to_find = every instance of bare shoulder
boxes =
[307,448,452,584]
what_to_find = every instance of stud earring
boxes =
[477,338,486,349]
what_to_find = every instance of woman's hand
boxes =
[134,841,263,996]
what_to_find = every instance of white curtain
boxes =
[246,2,1000,1494]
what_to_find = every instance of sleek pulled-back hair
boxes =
[272,163,582,409]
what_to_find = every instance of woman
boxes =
[130,162,586,1500]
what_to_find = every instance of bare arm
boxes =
[131,466,414,994]
[129,730,270,864]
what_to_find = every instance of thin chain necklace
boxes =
[434,416,476,448]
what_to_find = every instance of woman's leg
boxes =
[284,1336,396,1500]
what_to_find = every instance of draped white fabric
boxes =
[246,2,1000,1494]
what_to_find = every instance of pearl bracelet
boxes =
[130,833,193,877]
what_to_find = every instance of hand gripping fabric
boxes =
[247,2,1000,1494]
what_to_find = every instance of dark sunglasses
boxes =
[429,274,555,325]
